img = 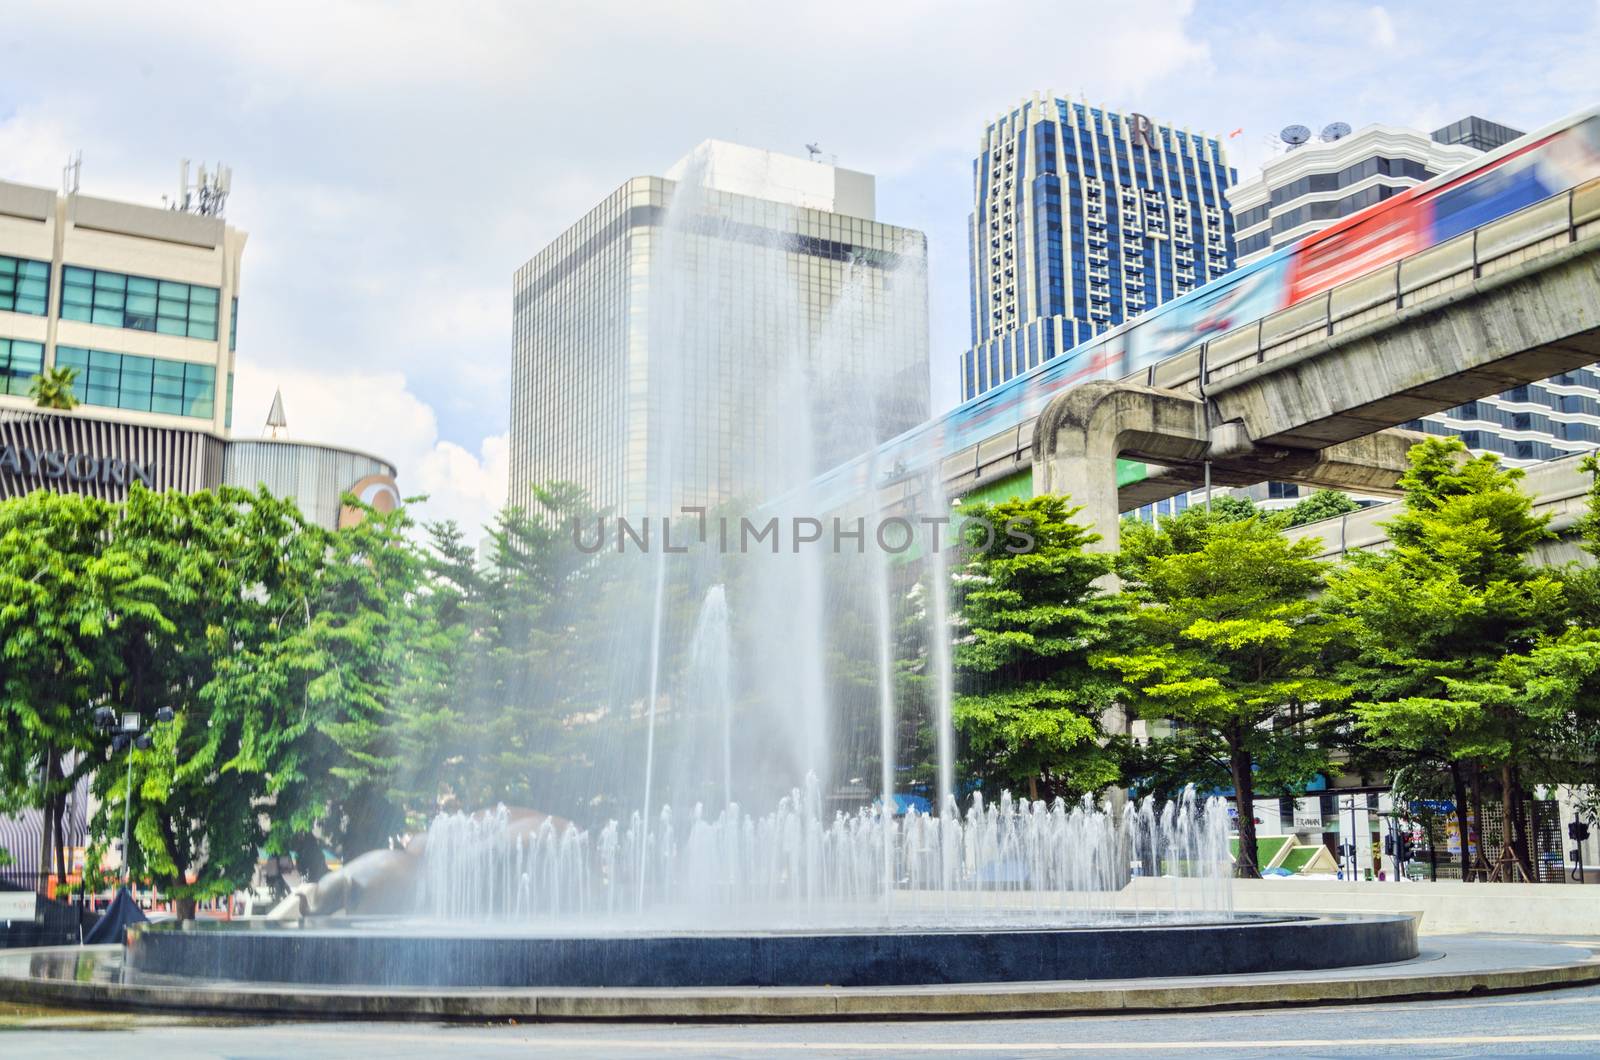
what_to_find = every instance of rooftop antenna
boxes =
[1320,121,1352,143]
[1280,124,1312,150]
[172,158,233,216]
[61,151,82,196]
[805,142,822,162]
[265,388,288,439]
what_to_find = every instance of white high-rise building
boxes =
[510,142,929,517]
[1229,122,1483,266]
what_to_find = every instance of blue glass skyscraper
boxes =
[962,96,1238,399]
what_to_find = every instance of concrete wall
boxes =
[1286,446,1597,563]
[1216,878,1600,937]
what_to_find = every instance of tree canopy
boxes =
[1099,511,1349,878]
[952,496,1125,802]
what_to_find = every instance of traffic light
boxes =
[1570,821,1591,843]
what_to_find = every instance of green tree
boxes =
[410,484,622,823]
[1538,452,1600,823]
[1098,513,1349,878]
[83,486,326,907]
[951,496,1126,803]
[27,365,79,410]
[387,516,481,826]
[0,491,139,887]
[1275,489,1362,529]
[1324,437,1566,880]
[205,495,430,874]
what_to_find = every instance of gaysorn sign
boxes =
[0,443,156,488]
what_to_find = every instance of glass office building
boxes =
[1430,115,1524,153]
[962,96,1238,400]
[510,142,929,517]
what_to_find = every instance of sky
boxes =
[1,0,1595,537]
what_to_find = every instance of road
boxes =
[4,983,1600,1059]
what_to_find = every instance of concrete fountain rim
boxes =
[137,909,1308,940]
[6,928,1600,1022]
[119,911,1422,991]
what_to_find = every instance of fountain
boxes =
[120,155,1417,997]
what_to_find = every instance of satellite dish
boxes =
[1280,124,1311,148]
[1320,122,1352,143]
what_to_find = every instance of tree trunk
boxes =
[175,897,197,921]
[1228,732,1260,880]
[52,795,67,887]
[1510,764,1534,878]
[1469,763,1487,881]
[1503,763,1533,881]
[36,746,54,895]
[1448,761,1474,882]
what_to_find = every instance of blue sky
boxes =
[1,0,1595,533]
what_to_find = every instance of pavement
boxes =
[3,982,1600,1058]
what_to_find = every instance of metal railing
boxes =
[1142,181,1600,396]
[938,180,1600,495]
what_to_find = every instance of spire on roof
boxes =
[265,388,288,438]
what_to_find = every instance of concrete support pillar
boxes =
[1032,381,1209,554]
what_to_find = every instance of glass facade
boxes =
[0,337,44,396]
[511,173,929,516]
[1266,156,1431,206]
[54,346,215,419]
[1403,368,1600,465]
[58,266,220,341]
[1431,116,1524,153]
[963,99,1237,399]
[0,255,50,316]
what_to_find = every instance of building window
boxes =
[58,266,220,341]
[54,346,215,419]
[0,255,50,316]
[229,296,239,352]
[1233,203,1270,231]
[1236,231,1272,257]
[0,337,45,396]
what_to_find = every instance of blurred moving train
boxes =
[809,103,1600,508]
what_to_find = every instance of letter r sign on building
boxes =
[1129,114,1157,150]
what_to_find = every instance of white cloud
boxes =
[3,0,1596,478]
[1370,6,1398,49]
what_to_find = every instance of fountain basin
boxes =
[127,913,1417,988]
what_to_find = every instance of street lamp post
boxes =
[94,705,175,889]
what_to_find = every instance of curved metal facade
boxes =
[224,440,395,529]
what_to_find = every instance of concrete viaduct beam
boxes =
[1208,236,1600,449]
[1118,429,1428,511]
[1035,236,1600,549]
[1032,381,1427,551]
